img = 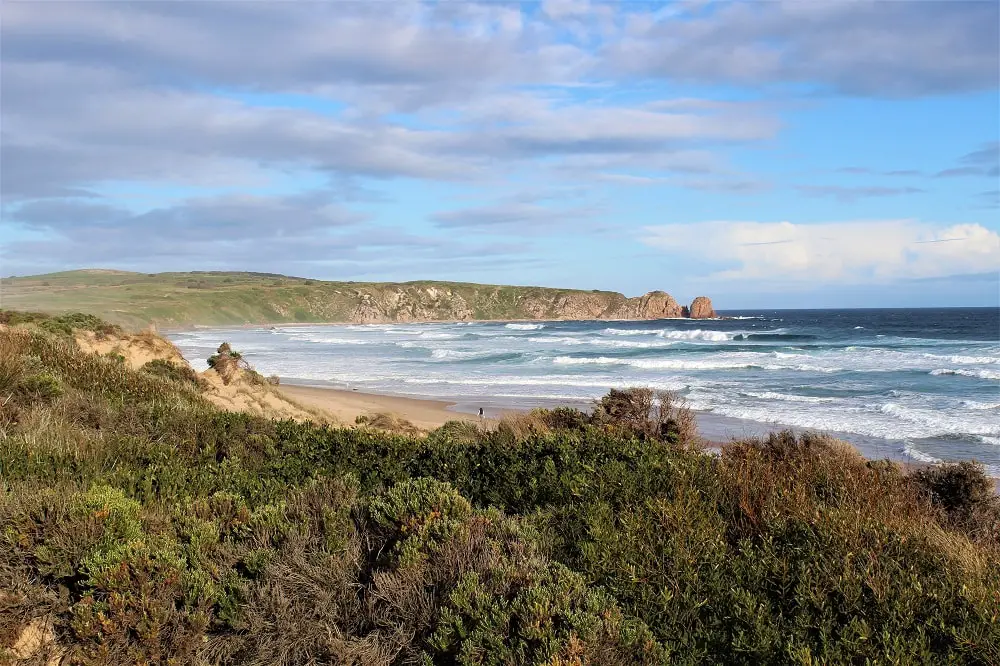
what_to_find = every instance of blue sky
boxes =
[1,0,998,308]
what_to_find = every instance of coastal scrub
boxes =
[1,311,997,664]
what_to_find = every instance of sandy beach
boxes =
[278,383,479,430]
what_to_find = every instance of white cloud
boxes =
[642,220,1000,283]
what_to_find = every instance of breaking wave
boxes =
[930,368,1000,381]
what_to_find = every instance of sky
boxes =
[1,0,998,308]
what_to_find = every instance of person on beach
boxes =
[479,407,484,419]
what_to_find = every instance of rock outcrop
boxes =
[338,287,702,322]
[609,291,683,320]
[352,287,475,322]
[687,296,717,319]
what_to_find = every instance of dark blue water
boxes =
[171,308,1000,474]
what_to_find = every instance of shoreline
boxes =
[160,316,729,333]
[277,383,477,431]
[277,380,1000,488]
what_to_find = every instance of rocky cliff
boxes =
[686,296,717,319]
[7,270,719,327]
[344,286,710,323]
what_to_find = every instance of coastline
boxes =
[170,315,726,333]
[165,311,999,486]
[277,383,477,430]
[277,380,1000,490]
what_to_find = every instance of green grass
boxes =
[1,313,998,664]
[3,269,632,328]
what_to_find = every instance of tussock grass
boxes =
[355,412,423,435]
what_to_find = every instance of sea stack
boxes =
[687,296,716,319]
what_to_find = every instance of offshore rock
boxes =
[688,296,717,319]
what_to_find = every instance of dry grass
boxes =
[494,410,552,440]
[356,412,424,436]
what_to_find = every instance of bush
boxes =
[17,372,63,402]
[592,387,697,445]
[140,358,200,386]
[910,461,1000,542]
[911,461,993,516]
[207,342,250,384]
[0,310,121,338]
[535,405,591,431]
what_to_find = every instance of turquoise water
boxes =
[170,308,1000,473]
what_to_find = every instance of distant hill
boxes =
[1,269,714,329]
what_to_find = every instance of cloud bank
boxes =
[642,220,1000,283]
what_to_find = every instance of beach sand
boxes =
[277,383,477,430]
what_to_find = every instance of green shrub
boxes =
[367,478,472,564]
[17,372,63,402]
[140,358,200,386]
[911,461,993,517]
[535,405,591,431]
[0,310,121,338]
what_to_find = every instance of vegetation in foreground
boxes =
[1,312,998,665]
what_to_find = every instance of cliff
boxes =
[4,270,718,328]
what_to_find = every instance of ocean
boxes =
[168,308,1000,474]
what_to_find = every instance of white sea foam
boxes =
[743,391,834,404]
[602,325,742,338]
[930,368,1000,380]
[903,442,942,464]
[390,374,690,392]
[430,349,483,360]
[528,336,587,345]
[505,323,545,330]
[961,400,1000,410]
[551,355,842,373]
[285,334,373,345]
[877,403,1000,439]
[925,353,1000,365]
[416,332,461,339]
[603,328,661,336]
[658,329,734,342]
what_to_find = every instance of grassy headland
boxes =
[1,311,998,664]
[2,269,692,329]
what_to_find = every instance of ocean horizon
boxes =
[169,307,1000,475]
